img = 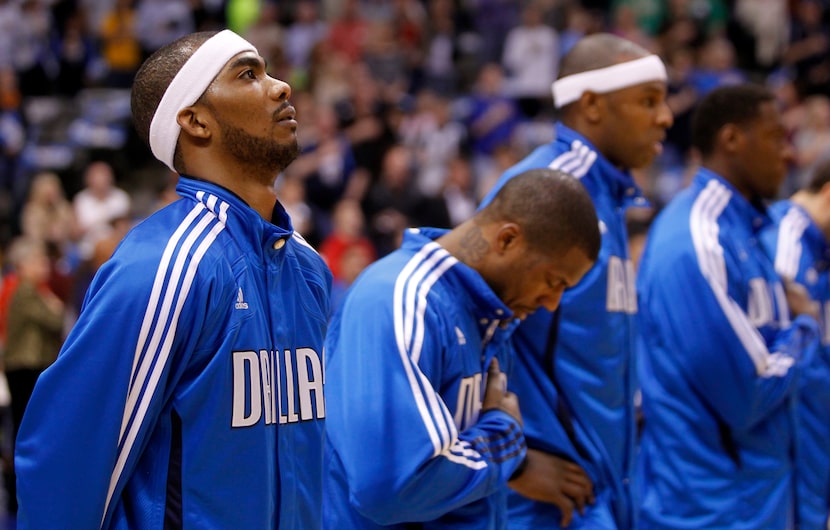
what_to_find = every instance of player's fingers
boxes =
[555,495,575,528]
[561,480,590,502]
[564,470,593,491]
[485,358,506,393]
[488,357,501,376]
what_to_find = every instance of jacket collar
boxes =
[694,167,772,233]
[176,176,294,258]
[402,228,514,326]
[555,123,649,208]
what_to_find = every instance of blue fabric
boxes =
[324,227,527,529]
[480,123,645,529]
[637,169,819,529]
[15,176,332,529]
[761,200,830,530]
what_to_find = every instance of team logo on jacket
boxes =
[231,348,325,427]
[455,327,467,345]
[235,288,249,310]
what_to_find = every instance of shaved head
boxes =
[558,33,652,79]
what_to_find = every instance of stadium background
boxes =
[0,0,829,525]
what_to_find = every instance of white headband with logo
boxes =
[149,29,258,172]
[552,55,667,109]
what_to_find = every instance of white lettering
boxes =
[232,351,262,427]
[259,350,273,425]
[772,282,790,328]
[606,256,637,314]
[284,349,299,423]
[748,278,774,327]
[232,347,326,428]
[454,373,482,430]
[297,347,326,420]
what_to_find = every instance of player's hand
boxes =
[785,281,819,320]
[481,358,522,427]
[508,448,595,528]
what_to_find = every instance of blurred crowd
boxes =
[0,0,829,388]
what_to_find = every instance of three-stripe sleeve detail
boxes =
[690,180,782,376]
[102,194,228,526]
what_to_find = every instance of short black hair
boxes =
[130,31,218,169]
[691,83,775,157]
[480,168,601,262]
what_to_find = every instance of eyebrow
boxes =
[226,55,264,72]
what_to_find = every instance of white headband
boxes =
[149,30,258,172]
[552,55,667,109]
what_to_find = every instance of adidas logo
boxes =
[455,326,466,345]
[235,288,249,310]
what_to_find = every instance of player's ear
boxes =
[177,105,212,140]
[580,91,604,124]
[718,123,742,154]
[494,223,521,254]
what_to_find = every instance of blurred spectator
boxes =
[559,4,601,57]
[440,155,477,226]
[467,0,520,64]
[611,0,662,34]
[0,0,21,69]
[458,62,524,185]
[362,21,410,94]
[0,249,18,351]
[287,101,362,240]
[783,0,830,97]
[476,141,521,202]
[52,8,97,97]
[730,0,790,75]
[399,90,467,198]
[88,213,132,273]
[97,0,141,89]
[655,9,706,58]
[134,0,194,60]
[20,171,77,252]
[244,2,286,82]
[3,236,65,515]
[660,45,700,188]
[13,0,55,97]
[276,173,314,239]
[502,2,560,119]
[0,68,25,209]
[792,94,830,188]
[308,47,353,107]
[663,0,728,39]
[192,0,226,31]
[336,63,398,181]
[612,3,656,49]
[390,0,427,74]
[326,0,370,64]
[363,144,448,255]
[772,74,809,138]
[420,0,460,95]
[688,35,747,95]
[283,0,327,87]
[72,160,131,262]
[327,240,374,315]
[320,198,377,283]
